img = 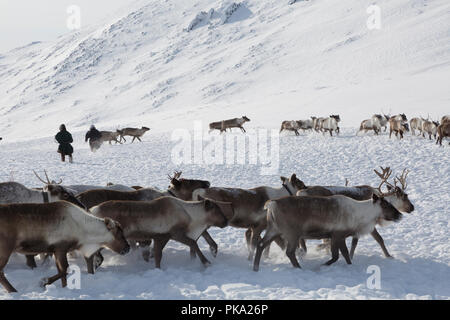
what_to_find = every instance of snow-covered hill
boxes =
[0,0,449,140]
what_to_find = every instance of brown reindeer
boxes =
[118,127,150,143]
[253,193,402,271]
[100,131,122,144]
[90,197,233,268]
[422,120,439,140]
[192,174,306,260]
[436,121,450,146]
[389,118,409,139]
[280,121,301,136]
[296,167,414,258]
[209,116,250,134]
[0,201,129,293]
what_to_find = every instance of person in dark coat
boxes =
[55,124,74,163]
[85,125,103,152]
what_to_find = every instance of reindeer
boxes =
[117,127,150,143]
[77,171,214,271]
[321,115,341,136]
[0,171,89,269]
[209,116,250,134]
[90,197,232,269]
[0,201,129,293]
[410,117,425,136]
[298,117,316,132]
[100,130,122,144]
[358,117,381,135]
[253,192,402,271]
[441,115,450,124]
[192,174,306,260]
[297,167,414,258]
[374,114,390,132]
[280,121,301,136]
[422,120,439,140]
[314,117,326,132]
[389,118,409,139]
[436,121,450,146]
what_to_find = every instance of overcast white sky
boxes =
[0,0,140,53]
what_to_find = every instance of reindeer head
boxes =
[142,127,150,131]
[331,115,341,122]
[198,196,232,228]
[242,116,251,122]
[280,173,306,194]
[33,170,87,209]
[168,171,211,200]
[103,218,130,255]
[400,113,407,122]
[374,167,414,213]
[372,194,403,223]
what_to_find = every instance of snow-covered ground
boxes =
[0,0,449,299]
[0,128,449,299]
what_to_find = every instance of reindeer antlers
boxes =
[374,166,395,193]
[394,168,409,191]
[33,170,62,185]
[167,171,182,181]
[374,167,410,194]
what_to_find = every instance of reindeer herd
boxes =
[358,114,450,145]
[0,166,415,293]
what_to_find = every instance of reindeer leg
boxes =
[41,251,68,288]
[371,228,392,258]
[285,239,301,269]
[26,255,37,269]
[172,233,210,266]
[0,248,17,293]
[324,238,340,266]
[248,224,265,261]
[299,238,307,255]
[338,238,352,264]
[253,226,280,271]
[137,137,142,142]
[153,235,170,269]
[201,231,218,258]
[349,237,358,259]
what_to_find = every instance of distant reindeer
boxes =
[410,117,425,136]
[436,121,450,146]
[209,116,250,134]
[297,118,315,132]
[321,115,341,136]
[118,127,150,143]
[374,114,390,132]
[358,117,381,135]
[389,118,409,139]
[280,121,301,136]
[422,120,439,140]
[100,130,122,144]
[314,117,326,132]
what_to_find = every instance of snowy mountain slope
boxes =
[0,0,449,140]
[0,129,448,299]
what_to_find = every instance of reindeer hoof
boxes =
[39,278,49,288]
[210,247,218,258]
[93,253,104,271]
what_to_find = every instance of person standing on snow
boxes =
[85,125,103,152]
[55,124,74,163]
